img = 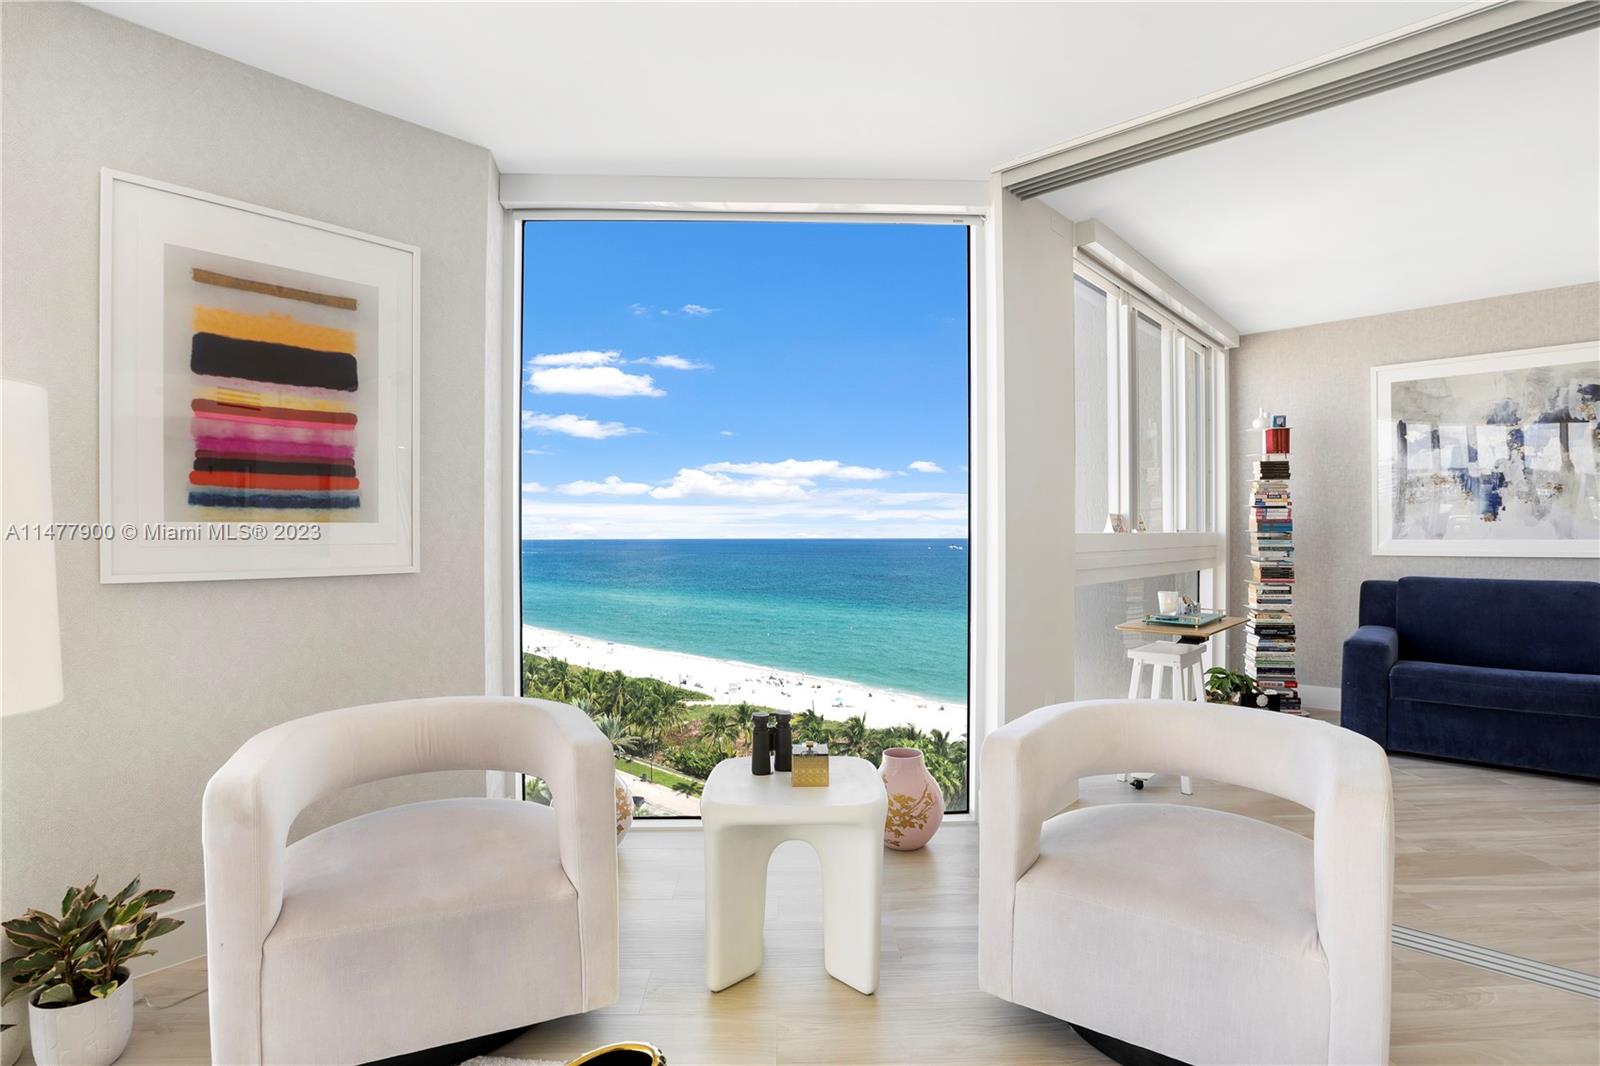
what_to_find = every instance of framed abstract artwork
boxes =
[1372,342,1599,558]
[99,171,419,582]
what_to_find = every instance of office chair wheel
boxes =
[1129,778,1144,790]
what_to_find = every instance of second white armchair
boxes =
[979,698,1393,1066]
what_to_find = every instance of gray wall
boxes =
[1,3,499,924]
[1228,284,1600,690]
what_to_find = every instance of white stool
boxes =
[1121,641,1206,795]
[701,756,887,994]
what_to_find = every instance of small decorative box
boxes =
[791,741,829,787]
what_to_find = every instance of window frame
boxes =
[502,206,988,823]
[1071,257,1232,670]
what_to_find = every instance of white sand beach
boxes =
[522,624,968,738]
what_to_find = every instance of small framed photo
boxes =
[1271,414,1287,428]
[1105,513,1128,534]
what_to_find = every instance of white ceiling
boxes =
[92,2,1596,332]
[1043,30,1600,334]
[93,1,1455,179]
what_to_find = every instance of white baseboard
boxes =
[128,900,205,979]
[1298,684,1340,713]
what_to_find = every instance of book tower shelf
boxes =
[1245,424,1302,713]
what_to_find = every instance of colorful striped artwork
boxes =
[186,270,361,516]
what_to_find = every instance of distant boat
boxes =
[948,544,964,550]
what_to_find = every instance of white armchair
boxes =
[979,699,1393,1066]
[202,696,619,1066]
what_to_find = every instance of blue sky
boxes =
[521,220,970,538]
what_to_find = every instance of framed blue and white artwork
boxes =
[1372,342,1599,558]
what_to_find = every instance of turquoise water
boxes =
[520,539,969,703]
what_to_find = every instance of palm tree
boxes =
[629,692,688,784]
[671,779,704,798]
[794,709,827,744]
[600,669,628,720]
[700,708,738,755]
[592,714,641,760]
[836,714,868,756]
[538,658,574,703]
[928,729,952,759]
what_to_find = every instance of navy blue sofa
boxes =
[1341,576,1600,779]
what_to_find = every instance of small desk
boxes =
[1114,615,1248,643]
[701,756,887,995]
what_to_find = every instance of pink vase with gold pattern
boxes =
[880,748,943,850]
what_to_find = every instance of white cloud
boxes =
[530,349,619,367]
[529,365,665,398]
[522,481,549,494]
[627,304,650,316]
[908,460,944,474]
[719,430,736,437]
[703,459,890,482]
[637,354,710,371]
[558,476,653,497]
[523,448,548,455]
[649,469,808,501]
[681,304,717,316]
[829,489,968,507]
[522,412,641,440]
[521,499,968,540]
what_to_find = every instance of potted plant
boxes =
[2,877,182,1066]
[1203,667,1259,705]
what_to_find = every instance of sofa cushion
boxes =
[1391,660,1600,719]
[1389,699,1600,779]
[1011,803,1328,1066]
[260,798,582,1065]
[1395,577,1600,675]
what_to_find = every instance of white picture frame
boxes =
[99,170,420,582]
[1371,342,1599,559]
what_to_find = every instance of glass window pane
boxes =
[1074,277,1113,532]
[520,219,971,817]
[1074,572,1202,699]
[1132,311,1165,532]
[1182,340,1212,532]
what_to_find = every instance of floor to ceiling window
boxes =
[517,218,972,817]
[1072,258,1229,696]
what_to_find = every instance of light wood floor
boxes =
[77,752,1598,1066]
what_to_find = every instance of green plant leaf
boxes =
[2,918,57,950]
[135,889,175,909]
[105,924,136,943]
[34,983,78,1006]
[110,878,140,908]
[2,984,36,1007]
[89,981,120,1000]
[110,901,146,927]
[12,950,56,975]
[145,917,183,940]
[78,899,110,930]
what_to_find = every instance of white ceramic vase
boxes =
[27,975,134,1066]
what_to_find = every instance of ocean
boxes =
[520,539,970,704]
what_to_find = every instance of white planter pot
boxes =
[27,976,134,1066]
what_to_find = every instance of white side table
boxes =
[701,756,887,995]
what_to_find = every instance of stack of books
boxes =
[1245,440,1303,713]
